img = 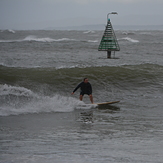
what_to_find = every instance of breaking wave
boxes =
[0,36,98,43]
[0,63,162,116]
[119,37,139,43]
[0,84,87,116]
[0,36,77,43]
[83,30,95,34]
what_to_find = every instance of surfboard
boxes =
[77,101,120,108]
[94,101,120,105]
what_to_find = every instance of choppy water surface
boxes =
[0,30,163,163]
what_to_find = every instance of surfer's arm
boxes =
[72,82,82,94]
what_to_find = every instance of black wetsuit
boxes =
[73,82,92,96]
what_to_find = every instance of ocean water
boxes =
[0,29,163,163]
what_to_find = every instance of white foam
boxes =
[0,84,89,116]
[83,30,95,34]
[119,37,139,43]
[0,36,76,43]
[7,29,16,33]
[23,36,76,42]
[88,40,98,43]
[0,29,15,33]
[0,84,35,97]
[0,63,7,67]
[122,32,135,35]
[55,38,76,42]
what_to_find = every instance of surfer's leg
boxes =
[89,94,94,104]
[79,95,83,101]
[80,91,84,101]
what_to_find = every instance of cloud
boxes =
[0,0,163,29]
[52,0,163,4]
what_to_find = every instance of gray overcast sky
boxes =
[0,0,163,29]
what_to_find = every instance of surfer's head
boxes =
[83,78,88,83]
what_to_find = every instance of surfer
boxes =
[71,78,94,103]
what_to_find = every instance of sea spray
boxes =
[0,84,88,116]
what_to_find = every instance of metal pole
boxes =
[107,51,111,58]
[107,12,118,22]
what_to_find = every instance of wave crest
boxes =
[23,35,76,42]
[0,36,77,43]
[119,37,139,43]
